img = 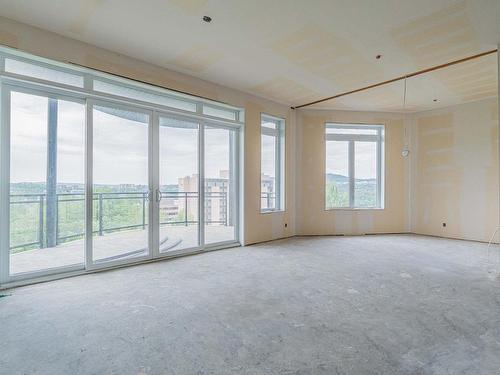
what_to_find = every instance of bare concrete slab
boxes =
[1,234,499,374]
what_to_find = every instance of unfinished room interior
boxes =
[0,0,499,374]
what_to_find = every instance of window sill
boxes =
[325,207,385,211]
[260,209,285,214]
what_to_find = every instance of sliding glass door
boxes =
[0,88,240,284]
[204,125,238,245]
[5,88,86,276]
[158,115,199,253]
[90,102,152,266]
[156,117,239,254]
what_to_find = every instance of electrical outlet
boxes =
[442,222,446,227]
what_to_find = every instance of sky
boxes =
[326,140,377,179]
[10,92,85,184]
[10,91,234,187]
[261,134,276,178]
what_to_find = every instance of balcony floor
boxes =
[10,225,235,275]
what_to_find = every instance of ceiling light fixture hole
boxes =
[375,54,382,60]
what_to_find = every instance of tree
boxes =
[326,183,348,207]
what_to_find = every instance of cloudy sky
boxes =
[10,91,235,188]
[326,140,377,179]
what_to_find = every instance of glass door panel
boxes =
[92,104,150,263]
[159,116,199,253]
[9,90,85,275]
[261,132,277,210]
[325,140,350,208]
[204,126,237,245]
[354,141,378,208]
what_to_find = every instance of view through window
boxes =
[325,124,384,209]
[9,91,86,274]
[1,47,243,283]
[261,115,285,212]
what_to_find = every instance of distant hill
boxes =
[326,173,376,183]
[326,173,349,183]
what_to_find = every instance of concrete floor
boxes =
[1,234,500,374]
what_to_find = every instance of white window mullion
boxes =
[150,111,159,258]
[199,122,205,247]
[0,86,11,284]
[84,99,93,269]
[83,73,93,92]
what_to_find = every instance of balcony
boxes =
[9,191,234,274]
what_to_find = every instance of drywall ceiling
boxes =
[0,0,498,112]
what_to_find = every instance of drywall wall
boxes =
[0,16,295,246]
[411,98,499,242]
[295,99,499,243]
[295,110,408,235]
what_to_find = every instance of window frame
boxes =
[0,46,244,288]
[260,114,285,213]
[0,46,244,125]
[325,123,385,210]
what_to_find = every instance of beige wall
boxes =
[295,110,408,235]
[411,98,499,242]
[295,100,499,242]
[0,17,295,245]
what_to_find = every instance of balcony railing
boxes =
[260,192,276,210]
[10,191,229,251]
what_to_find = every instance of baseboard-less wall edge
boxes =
[3,232,496,290]
[291,232,498,244]
[294,232,412,237]
[409,232,500,245]
[243,234,296,246]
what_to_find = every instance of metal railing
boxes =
[260,192,276,210]
[10,191,229,250]
[160,191,228,227]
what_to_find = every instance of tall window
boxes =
[261,115,285,212]
[0,46,243,285]
[325,123,384,209]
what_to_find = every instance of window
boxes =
[325,123,384,209]
[5,58,85,87]
[0,46,243,286]
[261,115,285,212]
[93,79,198,112]
[202,104,238,121]
[1,49,245,123]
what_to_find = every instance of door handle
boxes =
[155,189,163,202]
